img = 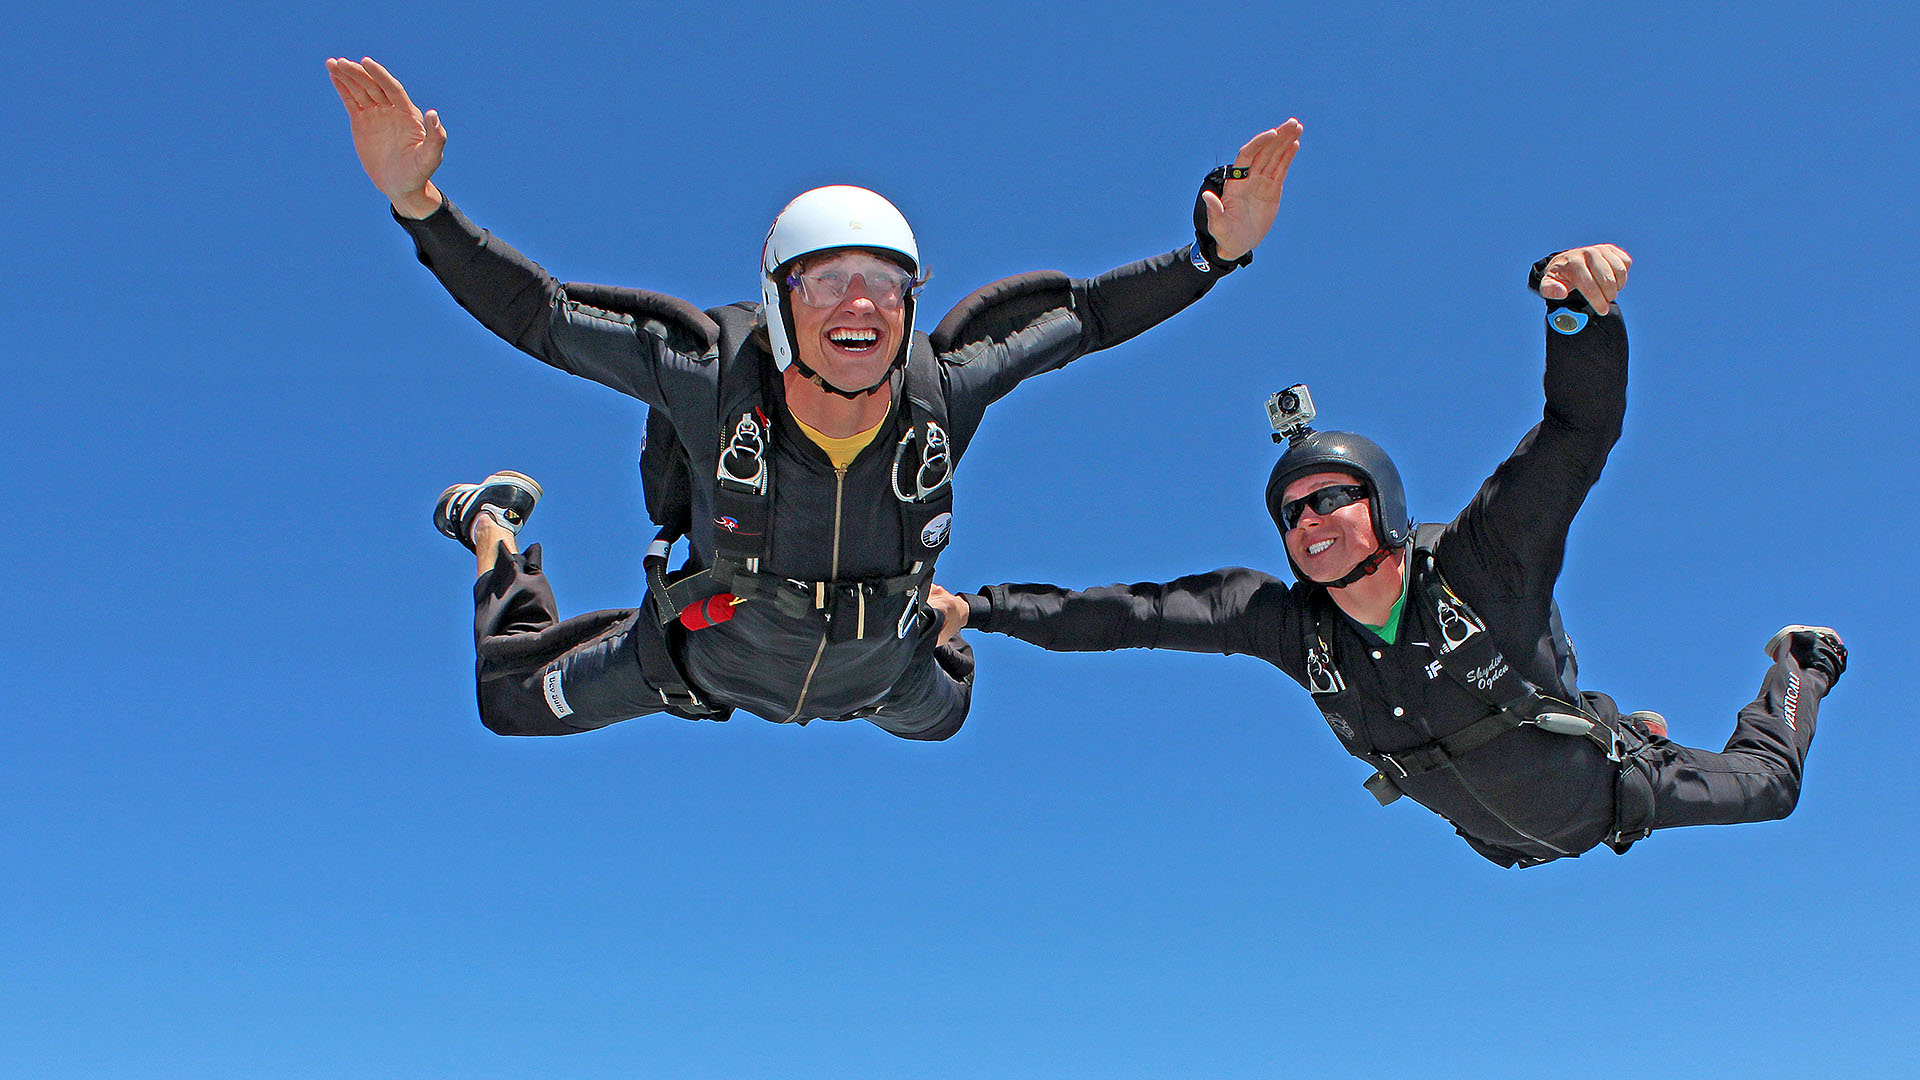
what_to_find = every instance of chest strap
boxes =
[1308,530,1620,806]
[707,337,953,589]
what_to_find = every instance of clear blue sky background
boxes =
[7,3,1917,1077]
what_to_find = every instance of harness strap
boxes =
[643,529,730,626]
[713,556,927,625]
[1370,704,1544,780]
[630,600,731,720]
[1313,526,1621,805]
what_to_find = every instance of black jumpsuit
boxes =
[965,284,1833,865]
[397,198,1241,738]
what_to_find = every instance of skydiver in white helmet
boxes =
[327,56,1303,739]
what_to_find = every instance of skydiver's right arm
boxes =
[960,568,1296,660]
[330,56,677,404]
[392,201,678,405]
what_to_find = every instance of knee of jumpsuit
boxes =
[869,637,973,742]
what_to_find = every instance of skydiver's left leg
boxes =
[858,627,974,742]
[1621,627,1846,831]
[438,473,668,736]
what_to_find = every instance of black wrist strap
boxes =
[1192,165,1254,273]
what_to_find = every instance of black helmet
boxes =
[1266,430,1413,581]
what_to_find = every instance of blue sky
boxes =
[7,3,1918,1077]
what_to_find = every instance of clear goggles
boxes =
[786,252,921,311]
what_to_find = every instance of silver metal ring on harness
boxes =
[718,413,768,494]
[892,422,953,503]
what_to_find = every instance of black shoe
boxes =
[1624,710,1668,739]
[434,471,543,552]
[1765,625,1847,689]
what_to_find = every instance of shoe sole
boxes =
[470,472,543,530]
[480,471,543,502]
[1624,710,1668,739]
[1765,624,1839,662]
[434,471,544,550]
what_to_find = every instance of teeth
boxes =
[1308,539,1335,555]
[828,329,879,349]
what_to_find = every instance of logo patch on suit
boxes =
[921,512,952,550]
[543,670,573,718]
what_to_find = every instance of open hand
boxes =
[1203,119,1304,262]
[326,56,447,219]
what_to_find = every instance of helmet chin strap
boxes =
[790,354,896,399]
[1326,543,1400,589]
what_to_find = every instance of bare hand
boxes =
[1203,119,1305,262]
[325,56,447,219]
[1538,244,1632,315]
[928,584,969,646]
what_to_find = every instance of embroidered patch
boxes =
[921,512,952,550]
[1783,672,1800,731]
[1466,652,1511,693]
[543,670,573,718]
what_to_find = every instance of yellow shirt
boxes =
[792,415,884,470]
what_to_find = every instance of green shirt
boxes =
[1360,570,1413,643]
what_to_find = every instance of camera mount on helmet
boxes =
[1267,383,1317,444]
[1263,386,1415,587]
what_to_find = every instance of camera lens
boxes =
[1278,392,1299,411]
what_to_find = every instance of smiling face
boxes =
[1280,470,1380,583]
[787,250,910,393]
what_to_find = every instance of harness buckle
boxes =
[891,421,953,503]
[1377,742,1451,779]
[717,410,769,494]
[658,685,707,711]
[897,585,921,639]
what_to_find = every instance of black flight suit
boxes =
[964,274,1834,865]
[397,198,1241,739]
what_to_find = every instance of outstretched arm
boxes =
[936,121,1305,448]
[1447,244,1633,598]
[326,56,447,219]
[329,56,692,406]
[931,569,1298,661]
[1203,119,1305,262]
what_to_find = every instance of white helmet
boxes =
[760,185,920,388]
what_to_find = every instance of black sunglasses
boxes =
[1279,484,1369,529]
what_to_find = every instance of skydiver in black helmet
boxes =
[933,245,1846,867]
[326,56,1304,741]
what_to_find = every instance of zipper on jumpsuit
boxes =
[784,465,845,722]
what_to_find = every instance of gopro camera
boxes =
[1266,383,1316,443]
